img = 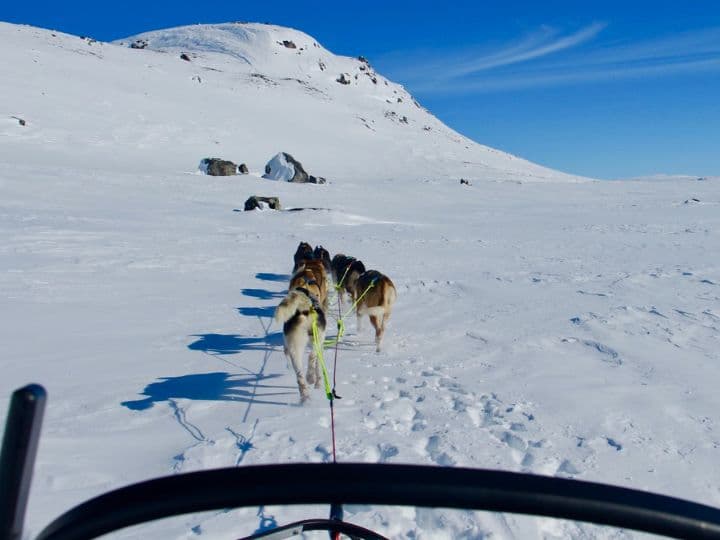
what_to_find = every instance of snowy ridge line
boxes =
[1,20,588,181]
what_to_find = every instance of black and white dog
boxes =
[274,287,327,403]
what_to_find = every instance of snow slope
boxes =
[2,20,720,540]
[2,21,583,183]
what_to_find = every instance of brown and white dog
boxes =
[290,259,329,311]
[274,287,327,403]
[275,250,331,402]
[351,269,397,352]
[313,245,332,277]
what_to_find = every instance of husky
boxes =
[313,245,332,276]
[344,260,367,304]
[274,288,327,402]
[330,254,355,285]
[352,270,397,352]
[290,259,329,311]
[331,255,365,303]
[292,242,314,273]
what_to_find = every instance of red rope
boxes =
[330,400,337,464]
[329,289,343,464]
[329,291,343,540]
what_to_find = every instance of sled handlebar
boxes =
[35,462,720,540]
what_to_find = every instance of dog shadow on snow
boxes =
[121,372,295,411]
[130,274,294,415]
[187,332,283,354]
[255,272,290,283]
[237,306,276,319]
[241,288,286,301]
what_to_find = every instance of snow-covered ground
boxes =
[2,20,720,539]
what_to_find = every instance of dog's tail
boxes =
[274,289,312,324]
[384,279,397,310]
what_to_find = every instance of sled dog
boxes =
[290,259,329,310]
[292,242,314,273]
[330,254,355,285]
[274,288,327,402]
[331,255,365,302]
[352,270,397,352]
[313,245,332,276]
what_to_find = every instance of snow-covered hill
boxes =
[2,20,720,540]
[2,21,583,182]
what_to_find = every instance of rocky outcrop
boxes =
[244,196,281,211]
[263,152,310,183]
[199,158,238,176]
[238,163,249,174]
[336,73,351,85]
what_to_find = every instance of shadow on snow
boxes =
[187,332,283,355]
[255,272,291,283]
[237,306,276,318]
[121,372,294,411]
[241,288,286,300]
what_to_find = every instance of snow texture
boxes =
[1,19,720,540]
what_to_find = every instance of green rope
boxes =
[323,318,346,348]
[342,279,377,320]
[323,279,376,347]
[311,309,333,400]
[335,264,352,291]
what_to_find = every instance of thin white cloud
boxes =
[444,22,606,77]
[377,24,720,94]
[410,57,720,94]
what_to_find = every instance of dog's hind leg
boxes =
[370,314,384,352]
[285,327,311,402]
[306,349,317,387]
[307,326,326,388]
[307,351,320,388]
[356,306,364,333]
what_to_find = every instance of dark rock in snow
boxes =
[262,153,325,184]
[130,39,148,49]
[238,163,249,174]
[336,73,351,85]
[180,53,191,61]
[263,152,310,183]
[244,196,281,211]
[200,158,238,176]
[282,40,297,49]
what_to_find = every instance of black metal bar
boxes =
[0,384,47,540]
[237,518,388,540]
[34,463,720,540]
[328,502,343,540]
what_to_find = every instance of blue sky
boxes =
[3,1,719,178]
